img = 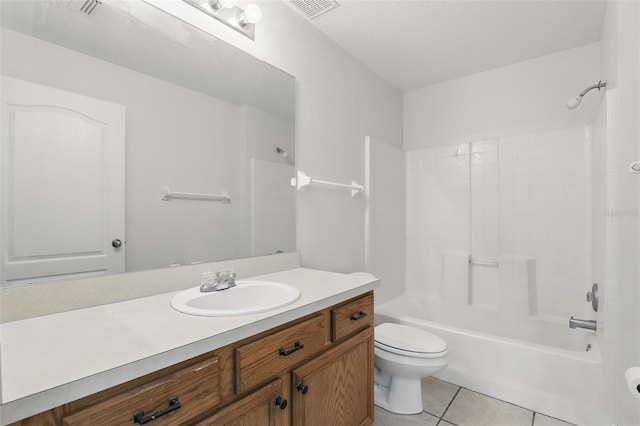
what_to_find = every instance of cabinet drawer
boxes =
[236,314,328,393]
[332,292,374,342]
[62,358,220,426]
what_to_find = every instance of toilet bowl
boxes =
[374,323,449,414]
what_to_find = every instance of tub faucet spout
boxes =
[569,316,597,331]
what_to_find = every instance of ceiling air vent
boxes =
[288,0,339,20]
[79,0,102,16]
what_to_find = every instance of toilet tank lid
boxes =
[375,323,447,354]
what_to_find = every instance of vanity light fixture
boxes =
[183,0,262,40]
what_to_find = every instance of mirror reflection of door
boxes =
[1,76,125,286]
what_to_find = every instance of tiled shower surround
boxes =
[406,127,593,320]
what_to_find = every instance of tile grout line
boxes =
[458,385,549,421]
[436,386,462,425]
[426,379,575,426]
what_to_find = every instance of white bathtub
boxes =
[375,296,603,426]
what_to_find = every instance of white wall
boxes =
[405,127,593,320]
[598,2,640,424]
[149,1,404,275]
[365,137,405,305]
[404,43,601,149]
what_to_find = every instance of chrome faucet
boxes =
[200,270,237,292]
[569,316,597,331]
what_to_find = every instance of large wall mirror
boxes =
[0,0,295,287]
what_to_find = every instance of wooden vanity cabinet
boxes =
[9,292,374,426]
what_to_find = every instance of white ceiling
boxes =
[304,0,607,91]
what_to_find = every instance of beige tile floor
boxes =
[374,377,577,426]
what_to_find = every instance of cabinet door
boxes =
[197,378,288,426]
[291,328,373,426]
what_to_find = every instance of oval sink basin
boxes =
[170,280,301,317]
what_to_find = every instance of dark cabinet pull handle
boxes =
[133,397,181,424]
[350,311,368,321]
[275,396,288,409]
[296,382,309,395]
[279,341,304,356]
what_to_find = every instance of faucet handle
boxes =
[586,283,599,312]
[201,271,214,285]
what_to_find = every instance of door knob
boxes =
[112,239,123,248]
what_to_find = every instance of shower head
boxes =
[565,96,582,109]
[565,80,606,109]
[276,147,290,159]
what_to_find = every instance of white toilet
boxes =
[374,323,449,414]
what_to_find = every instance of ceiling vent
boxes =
[287,0,339,20]
[79,0,102,16]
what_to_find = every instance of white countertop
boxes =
[0,268,378,425]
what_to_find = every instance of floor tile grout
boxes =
[452,385,577,425]
[435,385,461,426]
[459,386,534,414]
[375,377,576,426]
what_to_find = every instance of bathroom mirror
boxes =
[0,0,295,286]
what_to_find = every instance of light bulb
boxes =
[219,0,237,8]
[239,4,262,26]
[210,0,237,10]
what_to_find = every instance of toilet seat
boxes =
[375,323,448,359]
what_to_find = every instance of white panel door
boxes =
[1,76,125,286]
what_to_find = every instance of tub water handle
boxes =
[586,283,599,312]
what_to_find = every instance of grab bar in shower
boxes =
[291,170,364,198]
[161,186,230,203]
[469,258,499,267]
